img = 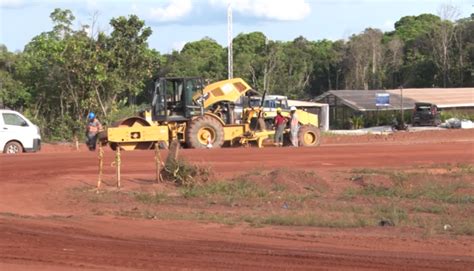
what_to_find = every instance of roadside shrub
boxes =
[164,158,211,187]
[105,104,149,125]
[440,110,474,122]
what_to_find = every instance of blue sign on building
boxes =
[375,93,390,107]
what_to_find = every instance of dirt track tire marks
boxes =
[1,218,473,271]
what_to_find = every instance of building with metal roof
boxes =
[314,88,474,128]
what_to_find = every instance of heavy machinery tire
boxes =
[298,125,320,147]
[4,141,23,154]
[186,116,225,149]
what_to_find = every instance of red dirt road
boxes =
[0,130,473,270]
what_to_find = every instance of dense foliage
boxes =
[1,9,473,140]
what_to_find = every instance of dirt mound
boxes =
[233,168,329,194]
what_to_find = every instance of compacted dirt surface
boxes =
[0,129,473,270]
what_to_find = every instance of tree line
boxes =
[0,8,472,140]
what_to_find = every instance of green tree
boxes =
[233,32,269,91]
[107,15,155,107]
[0,45,30,109]
[272,37,315,98]
[391,14,441,87]
[164,37,225,81]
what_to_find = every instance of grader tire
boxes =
[298,125,321,147]
[186,116,224,149]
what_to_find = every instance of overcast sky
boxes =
[0,0,472,53]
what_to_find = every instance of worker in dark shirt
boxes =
[273,108,287,147]
[86,112,103,151]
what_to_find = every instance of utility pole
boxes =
[227,3,233,79]
[400,86,404,126]
[263,37,268,92]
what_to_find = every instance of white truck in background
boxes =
[0,109,41,154]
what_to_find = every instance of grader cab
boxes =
[104,77,320,150]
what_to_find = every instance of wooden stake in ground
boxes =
[155,142,163,183]
[97,143,104,189]
[166,140,180,166]
[116,147,121,188]
[74,135,80,151]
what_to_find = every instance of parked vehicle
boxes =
[0,109,41,154]
[412,102,441,126]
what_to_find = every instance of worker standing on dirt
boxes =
[274,108,286,147]
[86,112,102,151]
[289,106,300,147]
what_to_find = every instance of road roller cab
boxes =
[151,77,205,122]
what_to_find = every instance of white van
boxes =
[0,109,41,154]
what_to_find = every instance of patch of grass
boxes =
[283,193,319,203]
[408,181,473,204]
[388,172,409,187]
[180,180,268,200]
[319,202,364,214]
[91,208,106,216]
[71,187,122,204]
[115,208,239,225]
[237,169,264,178]
[346,184,403,198]
[271,183,287,192]
[452,219,474,236]
[340,187,357,200]
[133,192,168,204]
[412,204,445,214]
[343,179,473,204]
[350,168,385,175]
[457,163,474,174]
[90,192,122,204]
[260,214,369,228]
[374,204,408,226]
[0,212,31,218]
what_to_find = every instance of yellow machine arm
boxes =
[193,78,253,109]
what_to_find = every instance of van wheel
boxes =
[4,141,23,154]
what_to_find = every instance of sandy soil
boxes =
[0,129,473,270]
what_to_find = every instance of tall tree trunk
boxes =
[327,66,332,90]
[372,46,377,89]
[95,85,107,117]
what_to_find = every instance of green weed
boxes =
[180,180,268,199]
[374,204,408,226]
[412,205,445,214]
[134,192,168,204]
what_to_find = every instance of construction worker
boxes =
[289,106,300,147]
[273,108,286,147]
[86,112,102,151]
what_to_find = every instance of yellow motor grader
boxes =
[103,77,320,150]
